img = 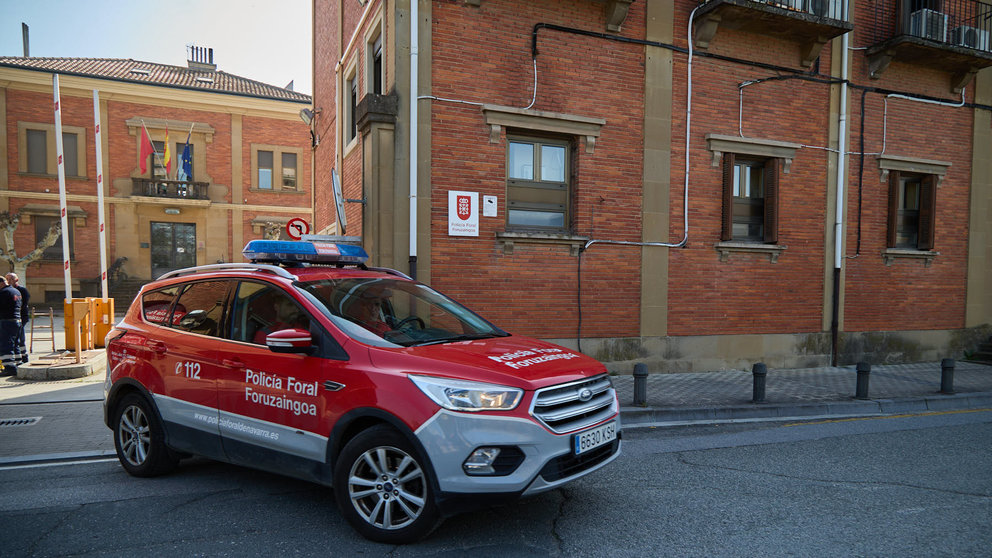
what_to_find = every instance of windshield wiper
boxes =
[412,332,507,346]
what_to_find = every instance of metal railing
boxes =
[701,0,847,21]
[871,0,992,50]
[131,178,209,200]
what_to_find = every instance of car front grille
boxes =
[530,374,617,434]
[539,439,620,482]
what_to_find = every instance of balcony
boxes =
[866,0,992,92]
[131,178,209,200]
[694,0,854,67]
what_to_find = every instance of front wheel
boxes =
[333,425,441,543]
[113,393,178,477]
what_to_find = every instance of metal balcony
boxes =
[866,0,992,92]
[131,178,209,200]
[694,0,853,67]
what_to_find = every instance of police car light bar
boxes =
[242,240,369,265]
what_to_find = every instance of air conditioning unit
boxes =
[950,25,991,51]
[910,9,948,42]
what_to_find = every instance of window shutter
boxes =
[721,152,735,242]
[763,158,779,244]
[886,170,900,248]
[918,174,937,251]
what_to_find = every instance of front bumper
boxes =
[414,409,621,499]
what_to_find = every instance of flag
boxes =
[179,127,193,181]
[139,123,155,173]
[163,124,172,178]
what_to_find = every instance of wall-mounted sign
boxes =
[483,195,497,217]
[448,190,479,237]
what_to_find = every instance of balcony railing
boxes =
[132,178,209,200]
[700,0,848,21]
[695,0,853,67]
[866,0,992,91]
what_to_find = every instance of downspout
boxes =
[409,0,419,280]
[831,0,851,366]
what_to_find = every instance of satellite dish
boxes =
[331,168,347,235]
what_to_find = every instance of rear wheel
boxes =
[333,425,441,543]
[113,393,178,477]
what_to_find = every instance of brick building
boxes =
[312,0,992,372]
[0,53,313,306]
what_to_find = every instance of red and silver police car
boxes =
[104,239,620,543]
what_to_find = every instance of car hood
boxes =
[368,334,607,389]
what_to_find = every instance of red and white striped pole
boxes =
[53,74,72,299]
[93,90,108,298]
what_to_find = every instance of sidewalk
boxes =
[2,315,990,465]
[614,360,992,426]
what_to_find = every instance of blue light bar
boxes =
[242,240,369,265]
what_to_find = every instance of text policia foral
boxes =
[245,369,318,417]
[487,348,581,370]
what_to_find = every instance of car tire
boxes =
[333,425,442,544]
[113,393,178,477]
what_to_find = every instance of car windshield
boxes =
[297,277,507,347]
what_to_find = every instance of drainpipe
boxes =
[831,0,851,366]
[409,0,419,280]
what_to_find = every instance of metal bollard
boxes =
[940,358,956,394]
[855,361,871,400]
[751,362,767,403]
[633,363,648,406]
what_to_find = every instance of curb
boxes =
[620,392,992,427]
[0,450,117,467]
[14,351,107,381]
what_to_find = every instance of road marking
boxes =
[784,408,992,427]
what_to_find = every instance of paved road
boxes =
[2,410,990,557]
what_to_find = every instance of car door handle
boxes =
[222,358,245,370]
[148,340,168,355]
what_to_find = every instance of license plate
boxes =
[573,421,617,455]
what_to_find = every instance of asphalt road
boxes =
[1,409,990,557]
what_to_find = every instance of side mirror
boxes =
[265,328,315,354]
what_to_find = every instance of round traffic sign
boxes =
[286,218,310,240]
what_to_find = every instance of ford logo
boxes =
[578,388,593,402]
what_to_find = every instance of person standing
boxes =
[0,275,22,376]
[5,273,29,364]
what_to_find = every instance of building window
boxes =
[35,215,74,261]
[282,153,297,189]
[258,150,273,189]
[721,153,779,244]
[19,123,86,177]
[347,74,358,142]
[371,34,383,95]
[251,145,302,192]
[27,129,47,174]
[888,171,936,250]
[506,137,571,231]
[152,141,168,180]
[62,133,79,177]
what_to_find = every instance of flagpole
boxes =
[53,74,72,299]
[93,90,108,298]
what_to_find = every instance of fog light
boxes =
[463,447,502,475]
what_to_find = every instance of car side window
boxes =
[170,281,229,337]
[142,285,183,326]
[230,282,310,345]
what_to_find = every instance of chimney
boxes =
[22,23,29,57]
[187,45,217,72]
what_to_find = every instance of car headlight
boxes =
[409,375,523,411]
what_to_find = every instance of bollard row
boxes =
[630,358,959,406]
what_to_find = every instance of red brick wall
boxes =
[428,0,646,338]
[840,2,972,332]
[313,0,341,233]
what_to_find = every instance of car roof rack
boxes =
[156,263,299,282]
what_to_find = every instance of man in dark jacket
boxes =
[6,273,29,364]
[0,275,22,376]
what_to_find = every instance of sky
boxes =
[0,0,313,95]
